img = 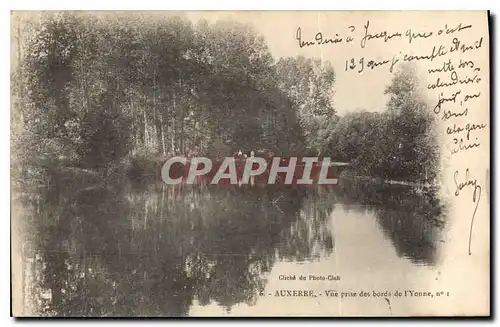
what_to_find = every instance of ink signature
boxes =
[454,169,482,255]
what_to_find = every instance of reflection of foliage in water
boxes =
[16,176,445,317]
[335,177,445,266]
[276,187,334,262]
[17,184,335,316]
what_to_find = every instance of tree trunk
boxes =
[144,110,148,147]
[171,92,176,153]
[160,113,166,155]
[153,68,158,152]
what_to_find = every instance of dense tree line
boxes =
[12,13,318,184]
[12,12,439,186]
[326,64,440,183]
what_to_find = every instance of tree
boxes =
[328,63,439,183]
[383,63,439,182]
[275,56,337,155]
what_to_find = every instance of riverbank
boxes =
[339,168,436,189]
[12,155,436,197]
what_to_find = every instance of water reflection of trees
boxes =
[277,187,334,262]
[16,178,445,316]
[334,178,445,266]
[17,184,335,316]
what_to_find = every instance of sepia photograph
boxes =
[10,10,490,317]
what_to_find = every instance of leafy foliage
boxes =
[12,13,439,187]
[329,63,440,183]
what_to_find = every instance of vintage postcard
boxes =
[11,11,490,317]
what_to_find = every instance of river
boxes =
[13,178,445,317]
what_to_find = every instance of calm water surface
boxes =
[14,179,445,316]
